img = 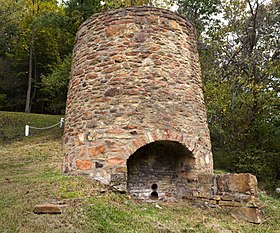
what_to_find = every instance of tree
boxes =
[176,0,222,36]
[197,0,279,189]
[17,0,65,113]
[64,0,102,33]
[41,54,71,114]
[0,0,73,113]
[102,0,149,9]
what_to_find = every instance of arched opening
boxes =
[151,191,159,199]
[127,140,195,200]
[151,183,158,199]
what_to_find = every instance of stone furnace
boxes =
[63,7,263,222]
[64,6,212,198]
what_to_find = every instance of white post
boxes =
[25,125,30,136]
[60,118,64,128]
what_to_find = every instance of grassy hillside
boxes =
[0,111,63,143]
[0,112,280,232]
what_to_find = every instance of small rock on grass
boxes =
[155,204,162,209]
[33,204,62,214]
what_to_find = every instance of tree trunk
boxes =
[25,34,34,113]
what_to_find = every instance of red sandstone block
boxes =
[135,17,146,24]
[115,166,127,173]
[147,15,159,23]
[122,125,137,130]
[89,144,106,157]
[83,111,92,120]
[163,129,170,140]
[110,77,124,82]
[150,46,160,51]
[126,89,139,95]
[132,137,146,148]
[159,82,168,87]
[87,53,98,60]
[169,20,181,30]
[79,147,86,157]
[64,154,69,164]
[111,19,134,25]
[105,129,124,134]
[111,147,125,153]
[175,133,183,141]
[73,69,84,76]
[153,60,162,65]
[71,79,80,87]
[108,156,126,165]
[123,41,136,47]
[95,98,112,102]
[183,42,190,50]
[76,160,92,170]
[125,51,139,56]
[151,132,158,141]
[85,73,98,79]
[102,65,120,74]
[105,25,126,37]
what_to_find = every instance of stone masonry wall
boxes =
[63,6,213,192]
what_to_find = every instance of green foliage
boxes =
[101,0,175,10]
[42,54,71,114]
[177,0,221,35]
[102,0,149,9]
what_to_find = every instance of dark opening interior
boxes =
[151,183,158,190]
[127,140,194,200]
[151,183,158,199]
[151,191,158,199]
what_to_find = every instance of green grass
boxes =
[0,111,63,143]
[0,112,280,232]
